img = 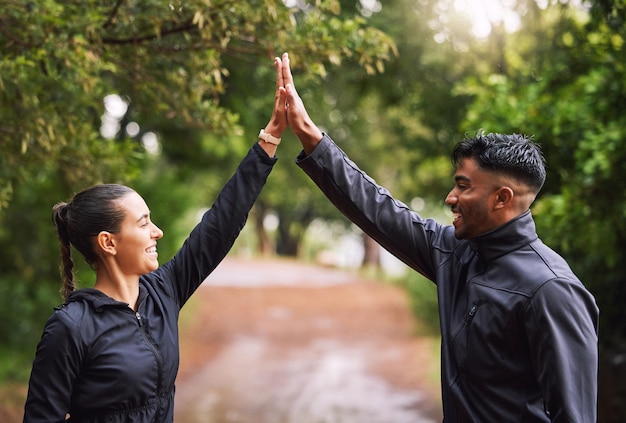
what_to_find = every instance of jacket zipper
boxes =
[460,302,482,374]
[451,302,478,347]
[135,311,165,416]
[466,303,478,323]
[450,301,481,376]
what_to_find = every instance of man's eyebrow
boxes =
[454,175,470,183]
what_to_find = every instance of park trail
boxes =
[175,256,443,423]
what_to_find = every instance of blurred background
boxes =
[1,0,624,421]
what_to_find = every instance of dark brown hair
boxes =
[52,184,135,300]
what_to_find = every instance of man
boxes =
[277,52,599,422]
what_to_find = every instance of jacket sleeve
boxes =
[296,134,445,280]
[526,278,599,422]
[157,142,277,306]
[23,310,83,423]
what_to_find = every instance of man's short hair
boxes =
[452,132,546,193]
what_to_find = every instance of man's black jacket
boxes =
[297,134,599,422]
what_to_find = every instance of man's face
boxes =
[445,158,502,240]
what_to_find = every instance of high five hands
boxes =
[261,53,324,156]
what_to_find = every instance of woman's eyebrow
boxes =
[136,213,150,223]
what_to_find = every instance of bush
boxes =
[394,271,440,336]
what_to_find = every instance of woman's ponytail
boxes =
[52,202,75,301]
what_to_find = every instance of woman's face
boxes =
[111,192,163,277]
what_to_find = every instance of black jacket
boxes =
[24,143,277,423]
[297,134,599,422]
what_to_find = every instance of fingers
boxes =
[266,54,289,135]
[284,83,297,110]
[281,52,293,89]
[275,85,287,112]
[279,87,288,113]
[274,56,283,90]
[267,52,306,135]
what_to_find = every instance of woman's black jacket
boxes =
[24,143,276,422]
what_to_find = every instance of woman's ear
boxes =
[96,231,117,256]
[494,186,514,210]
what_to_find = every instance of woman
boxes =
[23,56,288,422]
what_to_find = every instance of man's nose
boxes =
[444,191,457,205]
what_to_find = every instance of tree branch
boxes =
[103,0,125,29]
[101,20,197,45]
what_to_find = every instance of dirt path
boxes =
[175,257,442,423]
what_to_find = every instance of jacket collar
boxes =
[469,210,538,262]
[66,284,147,312]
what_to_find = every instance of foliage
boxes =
[0,0,395,206]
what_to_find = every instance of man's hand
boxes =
[281,53,323,155]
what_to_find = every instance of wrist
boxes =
[294,123,323,147]
[263,122,283,137]
[258,129,281,146]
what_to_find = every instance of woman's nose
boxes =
[152,224,164,239]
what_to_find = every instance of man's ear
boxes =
[494,186,514,210]
[96,231,117,256]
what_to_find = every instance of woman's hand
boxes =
[258,56,289,156]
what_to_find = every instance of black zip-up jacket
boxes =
[24,143,277,423]
[297,134,599,422]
